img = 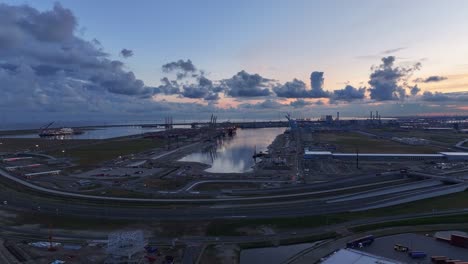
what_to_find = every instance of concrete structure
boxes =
[126,160,147,168]
[440,152,468,161]
[24,170,60,177]
[321,248,404,264]
[392,137,429,145]
[304,150,468,161]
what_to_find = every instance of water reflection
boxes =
[179,127,285,173]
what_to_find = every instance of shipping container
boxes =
[409,251,427,259]
[451,234,468,248]
[431,256,447,262]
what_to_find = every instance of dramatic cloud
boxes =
[153,77,180,95]
[290,99,312,108]
[273,74,331,98]
[157,59,223,101]
[310,72,331,98]
[223,70,272,97]
[0,2,157,116]
[331,85,366,102]
[162,59,197,79]
[120,48,133,58]
[368,56,421,101]
[181,76,222,101]
[414,75,448,83]
[274,79,311,98]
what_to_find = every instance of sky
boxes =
[1,0,468,123]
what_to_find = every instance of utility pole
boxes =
[356,148,359,169]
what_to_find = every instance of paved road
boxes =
[174,179,289,193]
[0,168,466,221]
[455,138,468,150]
[150,142,199,160]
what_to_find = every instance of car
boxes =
[394,244,409,252]
[3,200,7,205]
[134,171,144,174]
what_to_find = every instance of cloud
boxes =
[368,56,421,101]
[331,85,366,102]
[290,99,312,108]
[310,71,331,98]
[239,99,283,109]
[157,60,223,101]
[223,70,272,97]
[181,76,222,101]
[421,91,468,102]
[410,85,421,96]
[273,73,331,98]
[382,47,406,54]
[414,75,448,83]
[274,79,311,98]
[153,77,180,95]
[162,59,197,79]
[120,48,133,58]
[0,2,161,116]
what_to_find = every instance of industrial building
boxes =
[321,248,404,264]
[304,150,468,161]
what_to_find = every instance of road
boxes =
[0,173,466,221]
[150,142,200,160]
[173,179,289,193]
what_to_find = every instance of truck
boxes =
[408,251,426,259]
[346,235,374,248]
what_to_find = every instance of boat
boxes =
[38,122,83,137]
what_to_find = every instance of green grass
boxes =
[367,128,467,146]
[351,213,468,232]
[312,132,443,153]
[14,212,130,230]
[206,190,468,236]
[48,138,164,168]
[0,129,38,136]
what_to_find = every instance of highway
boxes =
[0,169,466,221]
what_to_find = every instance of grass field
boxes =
[48,138,165,168]
[309,132,444,153]
[0,138,98,152]
[206,190,468,236]
[351,213,468,232]
[368,128,467,146]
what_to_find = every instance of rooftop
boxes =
[322,248,403,264]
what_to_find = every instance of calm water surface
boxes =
[179,127,285,173]
[1,126,169,139]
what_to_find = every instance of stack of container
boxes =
[430,256,468,264]
[451,234,468,248]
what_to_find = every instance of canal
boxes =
[179,127,286,173]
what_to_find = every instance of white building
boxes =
[321,248,404,264]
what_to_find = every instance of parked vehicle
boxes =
[394,244,409,252]
[346,235,374,248]
[408,251,426,259]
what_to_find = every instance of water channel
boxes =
[179,127,286,173]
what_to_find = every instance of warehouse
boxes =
[304,150,468,161]
[321,248,404,264]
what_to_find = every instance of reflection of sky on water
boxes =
[179,127,285,173]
